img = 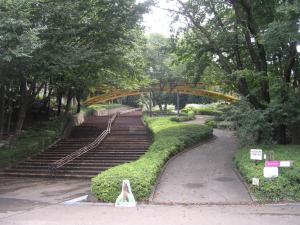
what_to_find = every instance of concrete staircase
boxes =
[2,110,151,179]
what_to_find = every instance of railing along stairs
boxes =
[48,112,119,175]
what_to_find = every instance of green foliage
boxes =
[170,115,195,122]
[0,117,68,169]
[268,80,300,127]
[182,103,223,116]
[235,145,300,202]
[204,119,217,128]
[0,0,152,135]
[224,100,273,145]
[170,110,195,122]
[172,0,300,144]
[90,117,213,202]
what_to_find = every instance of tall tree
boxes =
[171,0,300,143]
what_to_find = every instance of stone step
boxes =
[2,110,151,179]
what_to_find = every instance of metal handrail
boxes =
[48,112,119,174]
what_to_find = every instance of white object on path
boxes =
[115,180,136,207]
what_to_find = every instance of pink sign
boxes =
[265,161,280,167]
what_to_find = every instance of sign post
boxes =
[250,149,263,165]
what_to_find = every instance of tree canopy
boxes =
[0,0,151,137]
[169,0,300,144]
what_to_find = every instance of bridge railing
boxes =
[48,112,119,175]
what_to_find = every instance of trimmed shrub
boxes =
[91,117,213,202]
[182,103,224,116]
[205,119,217,128]
[170,111,195,122]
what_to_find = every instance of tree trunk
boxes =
[290,122,300,144]
[76,94,81,114]
[7,106,12,135]
[164,103,167,110]
[237,78,265,109]
[46,88,53,117]
[15,102,28,136]
[15,80,29,136]
[158,103,163,111]
[275,124,287,144]
[57,92,62,116]
[64,90,73,115]
[0,84,5,140]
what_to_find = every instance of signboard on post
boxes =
[263,167,279,178]
[279,161,293,167]
[265,161,280,167]
[252,177,259,186]
[250,149,263,160]
[265,161,293,168]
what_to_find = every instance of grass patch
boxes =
[170,111,195,122]
[0,117,68,169]
[182,103,224,116]
[91,116,213,202]
[235,145,300,202]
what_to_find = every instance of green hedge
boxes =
[204,119,217,128]
[182,103,224,116]
[170,111,195,122]
[235,145,300,202]
[91,117,213,202]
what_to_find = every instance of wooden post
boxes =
[149,92,152,117]
[177,92,180,116]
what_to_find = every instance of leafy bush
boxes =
[205,119,217,128]
[235,145,300,202]
[182,103,224,116]
[217,121,236,130]
[91,117,213,202]
[224,100,273,145]
[170,111,195,122]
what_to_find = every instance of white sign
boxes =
[279,161,293,167]
[250,149,263,160]
[252,177,259,186]
[263,167,279,178]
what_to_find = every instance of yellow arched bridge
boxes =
[84,83,238,106]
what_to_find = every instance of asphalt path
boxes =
[153,116,252,204]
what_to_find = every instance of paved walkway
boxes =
[0,177,89,217]
[153,116,252,204]
[0,203,299,225]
